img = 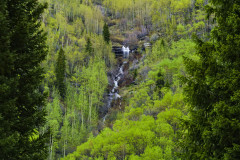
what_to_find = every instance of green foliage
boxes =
[103,23,110,44]
[38,0,115,158]
[177,24,186,36]
[0,0,48,159]
[180,1,240,159]
[1,0,227,159]
[85,37,94,57]
[44,57,108,158]
[79,58,108,125]
[63,115,179,159]
[56,48,66,98]
[63,37,198,160]
[46,93,62,159]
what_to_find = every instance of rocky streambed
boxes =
[98,49,142,129]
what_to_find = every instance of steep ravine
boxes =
[99,52,129,127]
[102,60,127,122]
[98,47,143,130]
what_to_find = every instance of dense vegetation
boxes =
[1,0,240,159]
[0,0,48,159]
[180,1,240,159]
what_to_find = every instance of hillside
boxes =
[38,0,208,159]
[1,0,240,159]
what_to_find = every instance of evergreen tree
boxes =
[0,1,17,158]
[103,23,110,44]
[0,0,48,159]
[155,71,165,97]
[55,48,66,98]
[181,0,240,159]
[85,37,93,56]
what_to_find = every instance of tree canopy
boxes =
[0,0,48,159]
[2,0,240,159]
[103,23,110,44]
[180,0,240,159]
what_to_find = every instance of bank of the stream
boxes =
[99,48,144,129]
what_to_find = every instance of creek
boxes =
[103,46,130,122]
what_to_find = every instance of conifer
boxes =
[85,37,93,56]
[181,1,240,159]
[103,23,110,44]
[0,0,48,159]
[55,48,66,98]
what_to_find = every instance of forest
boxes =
[0,0,240,159]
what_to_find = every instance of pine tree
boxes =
[55,48,66,98]
[0,0,48,159]
[155,71,165,97]
[103,23,110,44]
[0,1,17,158]
[180,0,240,159]
[85,37,93,56]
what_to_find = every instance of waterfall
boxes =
[103,59,127,122]
[103,46,130,122]
[122,46,130,58]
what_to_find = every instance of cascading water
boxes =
[122,46,130,58]
[103,47,130,122]
[103,62,126,122]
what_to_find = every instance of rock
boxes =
[112,46,123,57]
